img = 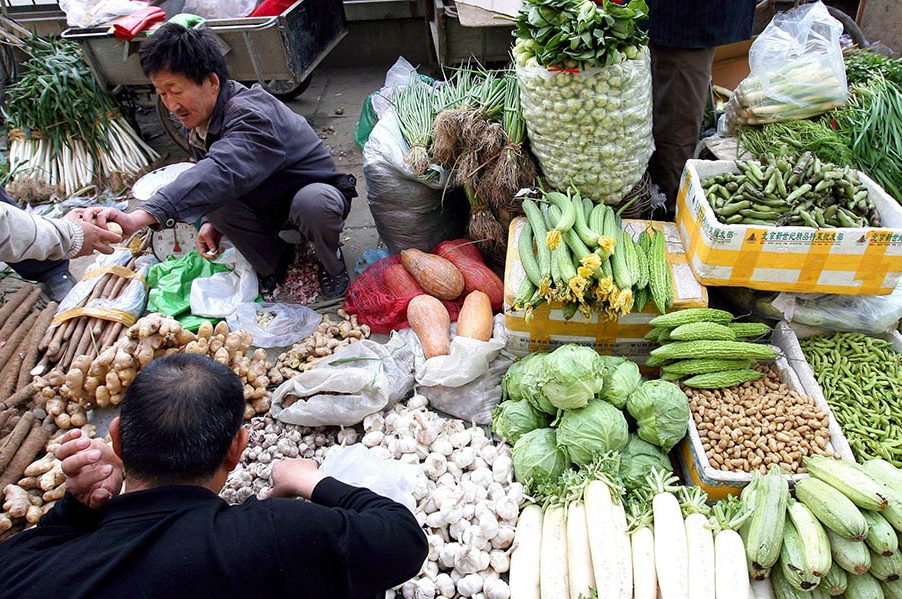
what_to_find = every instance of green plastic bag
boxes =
[354,92,379,149]
[146,251,229,329]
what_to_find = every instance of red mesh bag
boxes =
[342,255,465,334]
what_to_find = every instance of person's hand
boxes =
[71,207,154,236]
[196,222,222,260]
[72,219,122,257]
[55,430,124,510]
[270,459,327,500]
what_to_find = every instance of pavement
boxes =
[62,66,387,285]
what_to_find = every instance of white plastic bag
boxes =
[225,302,320,348]
[320,445,418,513]
[270,333,416,426]
[405,315,513,424]
[724,1,847,132]
[189,248,258,318]
[60,0,145,28]
[772,283,902,336]
[183,0,255,18]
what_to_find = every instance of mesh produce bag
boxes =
[517,47,653,203]
[342,255,465,334]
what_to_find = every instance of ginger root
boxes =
[3,485,30,519]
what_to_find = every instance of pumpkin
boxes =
[400,249,465,301]
[407,295,451,359]
[434,240,504,310]
[384,263,424,297]
[456,291,494,341]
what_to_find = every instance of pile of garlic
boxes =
[223,398,518,599]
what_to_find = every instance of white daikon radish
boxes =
[650,472,688,599]
[611,499,633,599]
[748,580,775,599]
[631,526,657,599]
[509,504,543,599]
[681,488,714,599]
[712,496,752,599]
[567,501,595,599]
[585,479,620,599]
[541,504,570,599]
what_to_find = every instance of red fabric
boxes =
[111,7,166,40]
[249,0,295,16]
[342,255,465,334]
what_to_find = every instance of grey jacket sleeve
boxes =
[142,105,287,224]
[0,203,83,263]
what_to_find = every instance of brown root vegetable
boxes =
[18,302,58,391]
[0,286,35,332]
[0,413,35,473]
[0,286,42,343]
[2,485,30,518]
[0,424,50,489]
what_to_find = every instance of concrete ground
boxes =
[63,66,386,284]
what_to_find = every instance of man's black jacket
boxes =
[0,477,427,599]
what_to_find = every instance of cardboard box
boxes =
[676,160,902,295]
[679,324,855,500]
[503,218,708,360]
[711,38,753,91]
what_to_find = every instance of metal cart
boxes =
[61,0,347,148]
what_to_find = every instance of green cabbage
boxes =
[502,352,543,402]
[512,428,571,485]
[619,433,672,490]
[492,399,551,444]
[555,400,629,465]
[600,359,642,409]
[519,353,557,415]
[626,379,690,453]
[538,345,606,411]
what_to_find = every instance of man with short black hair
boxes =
[86,24,357,303]
[0,354,427,599]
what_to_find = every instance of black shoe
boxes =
[45,271,75,302]
[317,264,349,303]
[258,249,294,297]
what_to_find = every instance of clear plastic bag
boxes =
[225,302,320,348]
[517,48,653,203]
[320,445,418,513]
[183,0,255,18]
[189,248,259,318]
[772,284,902,336]
[363,110,467,253]
[59,0,145,28]
[724,1,847,133]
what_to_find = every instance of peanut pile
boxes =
[686,366,839,474]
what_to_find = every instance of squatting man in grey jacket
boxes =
[78,24,357,303]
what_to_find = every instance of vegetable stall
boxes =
[2,1,902,599]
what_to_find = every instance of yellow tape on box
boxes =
[504,217,708,359]
[676,159,902,295]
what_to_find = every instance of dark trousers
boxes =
[0,189,68,282]
[648,43,717,218]
[205,183,350,277]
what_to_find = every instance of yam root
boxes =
[0,425,51,489]
[0,311,39,384]
[0,286,35,332]
[0,286,42,342]
[18,302,58,391]
[0,413,35,472]
[0,383,34,411]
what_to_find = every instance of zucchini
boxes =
[871,551,902,583]
[826,528,871,574]
[822,562,848,596]
[862,510,899,557]
[517,221,543,288]
[779,519,821,591]
[787,499,832,578]
[770,566,809,599]
[845,573,885,599]
[884,579,902,599]
[543,191,575,250]
[804,456,890,511]
[522,200,552,284]
[795,477,869,541]
[741,466,789,579]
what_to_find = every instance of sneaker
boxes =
[258,249,294,298]
[316,264,349,304]
[45,271,75,302]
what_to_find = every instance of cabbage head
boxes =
[555,400,629,465]
[502,352,544,402]
[512,428,570,485]
[538,345,606,411]
[519,353,557,415]
[619,433,672,490]
[600,359,642,409]
[492,399,550,445]
[626,379,689,452]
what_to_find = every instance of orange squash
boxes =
[456,291,494,341]
[434,240,504,310]
[400,249,465,301]
[407,295,451,358]
[384,263,424,297]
